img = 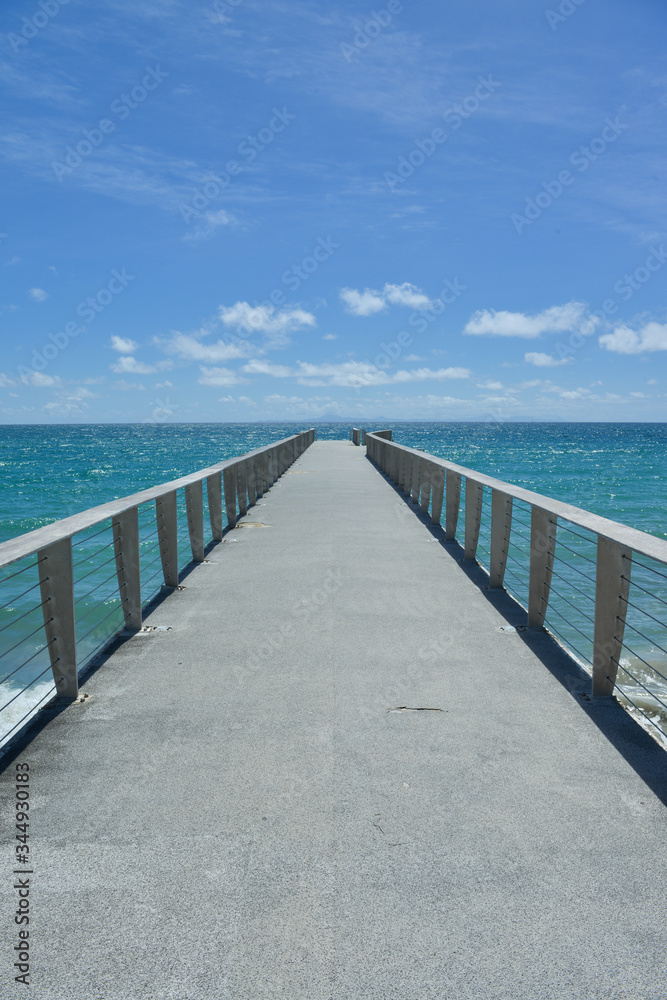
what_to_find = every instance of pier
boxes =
[1,432,666,999]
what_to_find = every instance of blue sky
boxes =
[0,0,666,423]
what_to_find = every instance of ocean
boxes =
[0,422,665,748]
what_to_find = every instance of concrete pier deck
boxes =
[2,440,667,999]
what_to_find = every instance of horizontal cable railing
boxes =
[366,432,667,749]
[0,429,316,747]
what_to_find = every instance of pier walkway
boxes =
[3,440,667,999]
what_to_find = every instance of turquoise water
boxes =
[0,422,665,747]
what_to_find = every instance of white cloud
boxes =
[111,356,173,375]
[340,288,386,316]
[43,387,94,415]
[524,352,572,367]
[29,287,48,302]
[184,209,236,243]
[383,282,433,309]
[219,302,316,335]
[262,394,341,417]
[322,333,337,341]
[111,335,139,353]
[340,282,433,316]
[114,380,146,391]
[390,366,471,383]
[197,366,245,387]
[599,321,667,354]
[242,359,294,377]
[161,331,250,363]
[0,373,15,387]
[477,380,504,389]
[560,388,590,400]
[464,303,595,338]
[21,371,61,387]
[240,359,470,388]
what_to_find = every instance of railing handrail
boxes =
[365,433,667,565]
[0,431,313,571]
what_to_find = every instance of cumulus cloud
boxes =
[339,288,386,316]
[219,302,316,336]
[161,331,250,363]
[114,380,145,391]
[242,359,294,377]
[524,352,572,367]
[183,209,236,243]
[43,387,94,415]
[560,388,590,400]
[197,366,245,387]
[218,394,256,405]
[340,282,434,316]
[599,321,667,354]
[241,359,470,388]
[111,335,139,353]
[390,366,471,383]
[464,303,595,338]
[262,395,342,417]
[29,287,48,302]
[384,283,433,309]
[111,356,173,375]
[21,371,61,387]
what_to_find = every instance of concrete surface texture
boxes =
[2,439,666,999]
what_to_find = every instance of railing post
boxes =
[403,451,412,497]
[261,452,270,496]
[247,457,257,507]
[528,506,557,629]
[112,507,141,630]
[38,537,78,700]
[185,481,205,562]
[398,448,407,492]
[430,467,445,525]
[420,462,432,514]
[464,479,483,560]
[490,490,512,588]
[223,467,237,528]
[411,456,421,504]
[445,470,461,540]
[237,461,248,516]
[156,491,178,587]
[592,538,632,697]
[207,472,223,541]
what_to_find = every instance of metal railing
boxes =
[366,432,667,748]
[0,430,316,746]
